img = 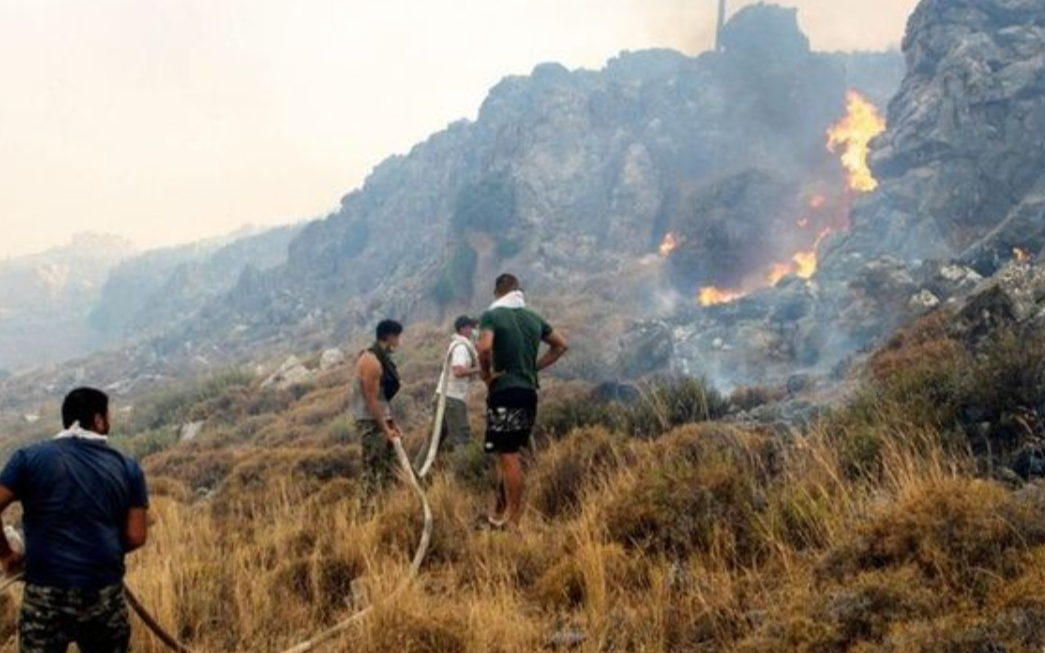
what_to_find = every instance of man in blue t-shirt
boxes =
[0,387,149,653]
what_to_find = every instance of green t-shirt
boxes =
[479,307,554,393]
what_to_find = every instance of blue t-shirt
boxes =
[0,438,149,590]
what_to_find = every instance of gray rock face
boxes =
[1,6,909,392]
[831,0,1045,267]
[319,348,347,371]
[92,224,302,344]
[262,356,313,390]
[640,0,1045,388]
[169,5,903,359]
[818,0,1045,356]
[179,421,205,442]
[952,261,1045,341]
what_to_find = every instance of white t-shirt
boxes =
[442,337,477,401]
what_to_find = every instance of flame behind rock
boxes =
[827,91,887,193]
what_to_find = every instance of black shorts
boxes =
[485,388,538,454]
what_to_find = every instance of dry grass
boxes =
[5,320,1045,653]
[24,404,1028,653]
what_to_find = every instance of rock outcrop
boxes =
[849,0,1045,267]
[647,0,1045,388]
[819,0,1045,360]
[166,5,902,363]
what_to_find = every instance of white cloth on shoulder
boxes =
[53,422,109,442]
[489,290,526,311]
[440,335,479,401]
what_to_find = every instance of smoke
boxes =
[640,0,918,54]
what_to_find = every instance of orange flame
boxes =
[698,287,745,307]
[827,91,886,193]
[697,95,884,304]
[793,249,818,279]
[1014,247,1031,262]
[766,230,831,286]
[659,232,679,257]
[767,262,792,286]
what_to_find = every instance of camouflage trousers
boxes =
[356,420,397,497]
[20,583,130,653]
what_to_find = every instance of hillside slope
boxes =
[157,6,901,367]
[0,234,134,372]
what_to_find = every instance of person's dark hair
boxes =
[495,273,521,297]
[62,387,109,430]
[454,315,477,333]
[376,319,404,342]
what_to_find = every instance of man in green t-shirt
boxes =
[477,273,568,528]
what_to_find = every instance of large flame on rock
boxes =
[694,91,885,309]
[827,91,886,193]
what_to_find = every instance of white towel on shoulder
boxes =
[53,422,108,442]
[489,290,526,310]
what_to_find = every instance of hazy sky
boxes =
[0,0,919,259]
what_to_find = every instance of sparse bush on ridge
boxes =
[536,375,728,441]
[129,369,253,432]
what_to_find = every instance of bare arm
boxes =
[0,486,22,574]
[358,354,400,441]
[124,507,148,552]
[451,346,479,379]
[452,365,477,379]
[477,330,495,386]
[537,330,569,372]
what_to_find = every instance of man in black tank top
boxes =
[353,320,404,498]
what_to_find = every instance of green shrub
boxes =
[624,376,729,438]
[431,242,478,306]
[538,377,727,442]
[112,428,179,459]
[451,174,516,233]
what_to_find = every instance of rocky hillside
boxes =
[0,224,300,379]
[157,5,901,367]
[89,224,302,345]
[821,0,1045,344]
[659,0,1045,389]
[0,234,134,372]
[2,4,908,400]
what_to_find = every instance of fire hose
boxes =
[0,376,455,653]
[415,340,462,478]
[280,342,462,652]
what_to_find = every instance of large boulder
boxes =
[831,0,1045,266]
[262,356,313,390]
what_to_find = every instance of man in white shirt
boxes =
[438,315,481,451]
